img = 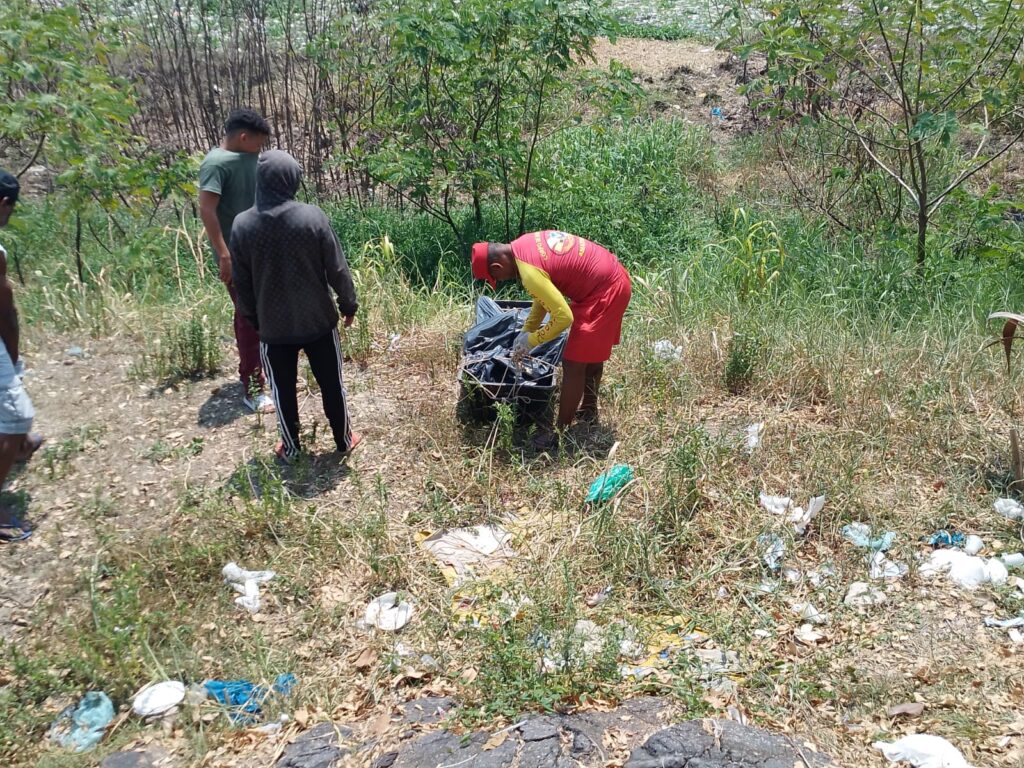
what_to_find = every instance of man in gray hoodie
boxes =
[230,150,361,461]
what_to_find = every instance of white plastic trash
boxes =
[652,339,683,362]
[364,592,414,631]
[995,498,1024,521]
[921,549,1008,589]
[222,562,276,614]
[745,422,764,453]
[964,535,984,556]
[1002,552,1024,568]
[132,681,186,718]
[870,551,908,580]
[874,733,975,767]
[844,581,887,607]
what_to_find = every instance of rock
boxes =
[276,722,354,768]
[392,729,517,768]
[399,696,455,725]
[625,719,835,767]
[519,715,560,742]
[101,750,167,768]
[372,753,398,768]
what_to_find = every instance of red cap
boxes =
[471,242,495,289]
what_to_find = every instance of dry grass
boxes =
[3,265,1024,768]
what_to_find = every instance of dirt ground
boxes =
[592,37,759,137]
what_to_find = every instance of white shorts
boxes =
[0,340,34,435]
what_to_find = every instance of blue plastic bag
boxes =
[204,673,296,724]
[586,465,634,503]
[927,530,966,548]
[50,691,115,752]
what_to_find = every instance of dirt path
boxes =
[0,334,439,641]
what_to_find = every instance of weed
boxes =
[724,331,762,394]
[145,437,204,463]
[40,425,106,480]
[134,315,222,384]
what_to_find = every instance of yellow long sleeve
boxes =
[517,260,573,347]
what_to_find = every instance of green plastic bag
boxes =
[586,464,634,503]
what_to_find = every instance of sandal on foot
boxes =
[274,440,299,464]
[0,514,33,543]
[339,432,363,457]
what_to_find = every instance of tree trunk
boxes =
[916,199,927,272]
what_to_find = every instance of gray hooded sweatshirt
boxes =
[230,150,358,346]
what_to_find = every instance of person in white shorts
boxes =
[0,170,42,543]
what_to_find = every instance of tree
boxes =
[1,0,192,281]
[740,0,1024,268]
[361,0,633,244]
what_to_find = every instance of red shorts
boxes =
[563,266,632,364]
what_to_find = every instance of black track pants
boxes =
[259,328,353,457]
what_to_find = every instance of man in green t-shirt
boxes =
[198,108,275,413]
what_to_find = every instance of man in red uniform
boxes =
[472,231,631,449]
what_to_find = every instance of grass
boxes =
[2,116,1024,767]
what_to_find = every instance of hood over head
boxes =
[256,149,301,210]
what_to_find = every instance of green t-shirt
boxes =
[198,148,258,245]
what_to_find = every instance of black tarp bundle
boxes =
[458,297,567,418]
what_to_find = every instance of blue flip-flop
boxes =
[0,514,33,543]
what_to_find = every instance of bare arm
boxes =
[199,190,232,285]
[0,250,19,364]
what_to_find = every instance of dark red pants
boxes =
[227,284,265,393]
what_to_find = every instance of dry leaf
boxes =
[353,647,377,671]
[294,707,310,727]
[483,730,508,751]
[461,667,478,684]
[887,702,925,718]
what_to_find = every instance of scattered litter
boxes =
[995,498,1024,521]
[66,346,85,358]
[716,586,730,599]
[965,535,984,555]
[843,522,896,551]
[789,602,828,625]
[420,525,514,586]
[1002,552,1024,568]
[874,734,975,767]
[222,562,276,614]
[808,565,834,586]
[782,567,801,583]
[49,692,115,752]
[710,106,725,120]
[745,422,764,453]
[794,623,825,645]
[586,464,634,503]
[870,551,908,580]
[887,702,926,718]
[387,333,402,352]
[921,549,1008,589]
[845,582,887,607]
[1010,628,1024,644]
[364,592,414,631]
[586,586,612,607]
[755,579,779,594]
[758,533,785,571]
[759,492,825,535]
[927,530,965,548]
[984,615,1024,629]
[132,681,186,718]
[652,339,683,362]
[204,674,296,724]
[619,664,658,680]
